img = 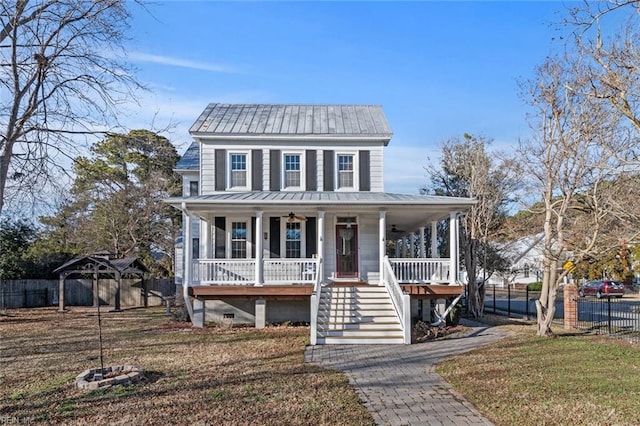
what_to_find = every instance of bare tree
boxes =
[425,134,517,318]
[0,0,142,215]
[519,54,640,336]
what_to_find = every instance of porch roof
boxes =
[166,191,475,230]
[167,191,475,208]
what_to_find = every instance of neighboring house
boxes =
[166,103,475,344]
[486,234,544,288]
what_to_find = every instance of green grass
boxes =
[437,316,640,425]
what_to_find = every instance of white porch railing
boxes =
[194,259,255,285]
[192,258,319,285]
[263,259,318,284]
[389,258,450,283]
[383,256,411,344]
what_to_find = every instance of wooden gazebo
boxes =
[55,251,148,311]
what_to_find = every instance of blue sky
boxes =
[122,1,570,194]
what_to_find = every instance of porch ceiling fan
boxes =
[285,212,307,222]
[390,224,405,234]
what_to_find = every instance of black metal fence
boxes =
[577,297,640,344]
[482,284,564,321]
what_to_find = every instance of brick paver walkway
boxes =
[304,321,510,426]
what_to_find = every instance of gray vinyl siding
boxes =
[359,150,370,192]
[215,149,226,191]
[200,144,216,194]
[357,214,380,281]
[317,150,324,191]
[369,146,384,191]
[305,150,317,191]
[181,172,199,197]
[263,149,270,190]
[270,149,280,191]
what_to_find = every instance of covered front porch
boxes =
[168,191,474,342]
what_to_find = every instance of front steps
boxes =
[316,285,404,344]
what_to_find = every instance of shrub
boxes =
[527,282,543,291]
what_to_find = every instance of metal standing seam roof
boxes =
[189,104,393,138]
[175,142,199,171]
[166,191,476,208]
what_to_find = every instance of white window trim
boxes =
[280,219,306,258]
[281,151,305,191]
[227,150,251,191]
[335,152,359,191]
[226,217,252,259]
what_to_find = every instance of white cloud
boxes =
[127,51,239,73]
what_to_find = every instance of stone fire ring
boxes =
[75,365,143,390]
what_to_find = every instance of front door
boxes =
[336,224,358,278]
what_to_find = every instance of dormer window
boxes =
[189,181,199,196]
[229,152,249,190]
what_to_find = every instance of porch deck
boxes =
[189,284,313,298]
[189,283,460,298]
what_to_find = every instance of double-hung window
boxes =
[337,154,354,189]
[230,153,247,188]
[231,222,247,258]
[284,154,301,188]
[285,222,302,258]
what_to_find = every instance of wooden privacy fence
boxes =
[0,279,175,309]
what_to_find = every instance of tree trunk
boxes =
[465,238,484,318]
[536,254,558,336]
[535,295,556,336]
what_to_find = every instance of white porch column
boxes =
[317,211,325,258]
[395,239,401,257]
[419,226,426,258]
[202,216,211,259]
[183,207,192,287]
[182,202,195,321]
[379,211,386,276]
[409,233,416,258]
[402,236,408,258]
[255,210,263,286]
[431,221,439,258]
[449,212,458,285]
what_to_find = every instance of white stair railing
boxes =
[310,258,323,345]
[383,256,411,344]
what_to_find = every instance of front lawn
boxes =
[438,316,640,426]
[0,308,373,425]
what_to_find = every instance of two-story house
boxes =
[166,103,475,344]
